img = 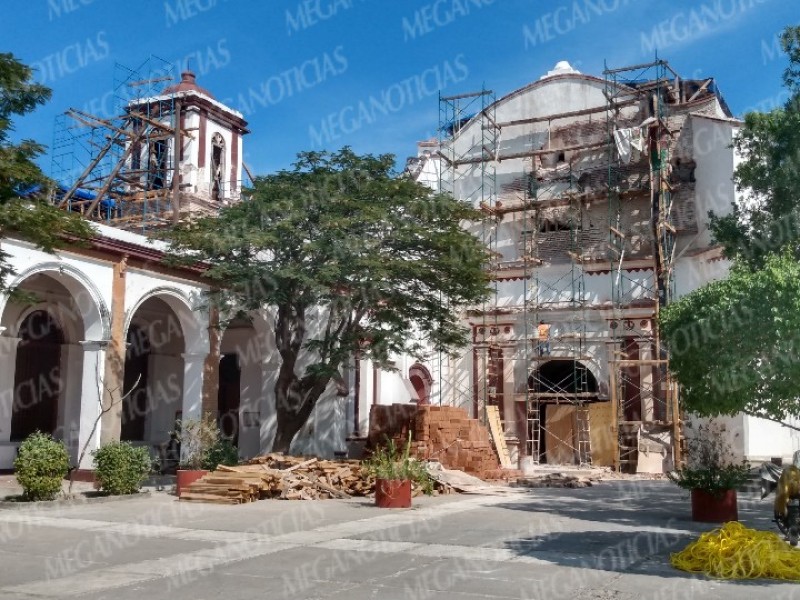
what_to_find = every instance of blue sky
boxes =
[2,0,797,177]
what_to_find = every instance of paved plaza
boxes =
[0,481,796,599]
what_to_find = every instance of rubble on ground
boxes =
[179,453,454,504]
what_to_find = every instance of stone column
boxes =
[0,334,20,447]
[77,340,107,469]
[101,256,127,445]
[182,352,206,422]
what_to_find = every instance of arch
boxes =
[409,363,433,405]
[124,286,206,355]
[529,359,599,395]
[1,261,111,341]
[122,290,198,445]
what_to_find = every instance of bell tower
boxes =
[162,70,249,204]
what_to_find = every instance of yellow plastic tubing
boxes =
[671,522,800,580]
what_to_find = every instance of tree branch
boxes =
[743,409,800,433]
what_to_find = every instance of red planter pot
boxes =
[176,469,208,497]
[691,489,738,523]
[375,478,412,508]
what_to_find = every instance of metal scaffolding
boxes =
[437,87,498,416]
[604,58,682,472]
[50,57,200,233]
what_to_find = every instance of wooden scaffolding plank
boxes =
[486,405,513,469]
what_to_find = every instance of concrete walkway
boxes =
[0,481,795,599]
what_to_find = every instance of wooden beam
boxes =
[83,128,145,216]
[455,141,607,167]
[610,359,669,366]
[57,131,122,208]
[127,110,195,140]
[687,78,713,103]
[494,99,637,129]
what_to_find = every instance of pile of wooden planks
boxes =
[179,456,372,504]
[179,453,454,504]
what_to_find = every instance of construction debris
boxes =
[179,453,454,504]
[512,472,598,489]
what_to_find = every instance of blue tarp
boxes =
[57,184,116,208]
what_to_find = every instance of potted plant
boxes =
[173,413,220,496]
[668,420,751,523]
[363,436,432,508]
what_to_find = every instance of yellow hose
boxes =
[671,522,800,580]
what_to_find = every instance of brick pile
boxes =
[368,404,500,478]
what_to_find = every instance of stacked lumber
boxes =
[179,456,372,504]
[368,404,500,478]
[179,454,453,504]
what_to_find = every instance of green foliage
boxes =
[660,253,800,423]
[13,432,68,501]
[0,53,92,293]
[167,147,491,451]
[173,414,221,470]
[363,437,434,494]
[710,26,800,267]
[668,421,750,495]
[92,442,151,495]
[202,437,239,471]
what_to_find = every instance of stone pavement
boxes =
[0,481,796,599]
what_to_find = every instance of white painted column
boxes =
[76,340,107,469]
[0,335,20,443]
[501,346,515,434]
[0,334,21,469]
[181,353,205,421]
[259,361,277,453]
[639,339,654,422]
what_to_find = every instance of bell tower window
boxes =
[148,139,168,190]
[211,133,225,201]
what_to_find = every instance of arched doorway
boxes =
[218,316,267,457]
[218,353,240,444]
[10,310,65,441]
[409,363,433,405]
[0,267,108,468]
[122,297,185,446]
[528,360,599,464]
[121,324,151,441]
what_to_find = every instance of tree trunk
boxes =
[271,370,331,454]
[272,416,304,454]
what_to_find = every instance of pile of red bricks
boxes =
[368,404,500,478]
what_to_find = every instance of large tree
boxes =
[661,25,800,429]
[710,26,800,267]
[168,148,491,452]
[660,254,800,430]
[0,53,91,291]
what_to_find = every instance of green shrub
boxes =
[363,436,434,495]
[14,432,69,501]
[93,442,151,495]
[202,438,239,471]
